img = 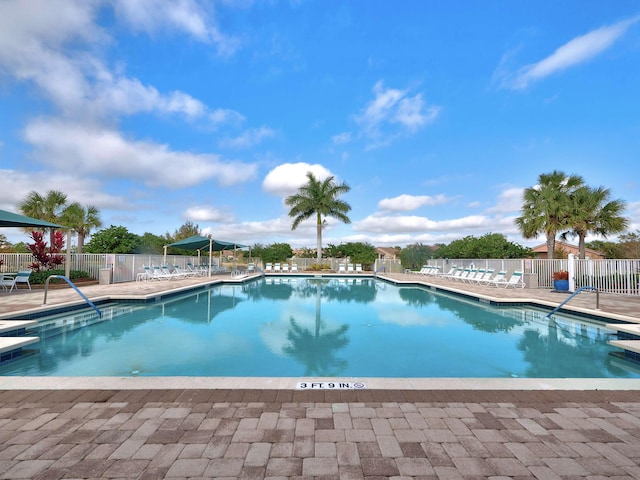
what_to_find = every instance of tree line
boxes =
[2,170,635,268]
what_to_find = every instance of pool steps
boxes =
[607,323,640,362]
[0,320,40,363]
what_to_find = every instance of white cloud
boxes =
[262,162,333,196]
[184,206,232,223]
[332,132,352,145]
[111,0,240,55]
[209,109,246,128]
[354,214,492,234]
[23,119,258,188]
[378,194,449,212]
[501,15,640,90]
[355,81,441,149]
[486,187,524,214]
[219,126,276,149]
[0,168,129,213]
[0,0,247,127]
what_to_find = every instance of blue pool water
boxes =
[1,277,638,378]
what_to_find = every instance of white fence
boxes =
[1,253,639,296]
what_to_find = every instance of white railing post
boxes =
[568,254,576,292]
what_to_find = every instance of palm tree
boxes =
[285,172,351,261]
[515,170,584,260]
[61,203,103,253]
[561,186,627,259]
[19,190,68,246]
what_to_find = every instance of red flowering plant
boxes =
[553,270,569,281]
[27,230,65,271]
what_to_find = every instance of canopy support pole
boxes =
[209,238,213,277]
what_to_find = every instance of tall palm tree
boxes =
[515,170,584,260]
[19,190,68,246]
[561,185,628,259]
[61,203,103,253]
[285,172,351,261]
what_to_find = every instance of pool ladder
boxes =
[43,275,102,317]
[546,286,599,318]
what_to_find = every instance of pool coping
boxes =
[2,273,640,390]
[2,376,640,390]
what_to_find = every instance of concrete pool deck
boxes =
[1,272,640,478]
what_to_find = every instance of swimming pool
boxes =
[1,277,638,378]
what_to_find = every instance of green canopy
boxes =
[167,235,248,277]
[167,235,246,251]
[0,208,65,228]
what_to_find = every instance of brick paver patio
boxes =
[1,273,640,478]
[1,389,640,479]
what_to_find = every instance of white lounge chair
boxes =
[0,270,32,292]
[347,264,355,273]
[496,271,525,288]
[464,268,482,283]
[274,263,281,272]
[265,263,273,272]
[338,263,346,273]
[438,266,457,277]
[355,264,363,273]
[186,262,204,276]
[174,264,197,277]
[418,265,435,275]
[474,269,495,284]
[291,263,298,272]
[282,263,289,272]
[444,267,463,280]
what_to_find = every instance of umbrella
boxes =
[0,209,65,228]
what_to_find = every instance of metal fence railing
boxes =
[1,252,639,296]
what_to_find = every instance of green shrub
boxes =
[307,263,332,271]
[28,269,93,285]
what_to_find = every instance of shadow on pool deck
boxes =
[1,272,640,479]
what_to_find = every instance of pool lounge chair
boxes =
[485,270,506,285]
[473,269,495,284]
[161,265,185,279]
[174,264,198,277]
[347,263,355,273]
[0,270,32,292]
[291,263,298,272]
[274,263,281,272]
[417,265,436,275]
[437,266,457,277]
[463,268,482,283]
[442,267,463,280]
[265,263,273,272]
[355,264,363,273]
[282,263,289,272]
[186,262,206,276]
[338,263,346,273]
[493,271,525,288]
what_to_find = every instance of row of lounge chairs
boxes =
[414,265,525,288]
[338,263,363,273]
[139,264,209,281]
[265,263,299,272]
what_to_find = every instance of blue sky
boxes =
[1,0,639,250]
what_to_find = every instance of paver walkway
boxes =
[2,273,640,478]
[1,388,640,479]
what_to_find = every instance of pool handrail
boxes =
[546,286,599,318]
[43,275,102,317]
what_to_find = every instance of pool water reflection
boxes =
[1,277,638,378]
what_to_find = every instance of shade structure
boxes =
[167,235,246,252]
[0,209,65,229]
[167,235,248,277]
